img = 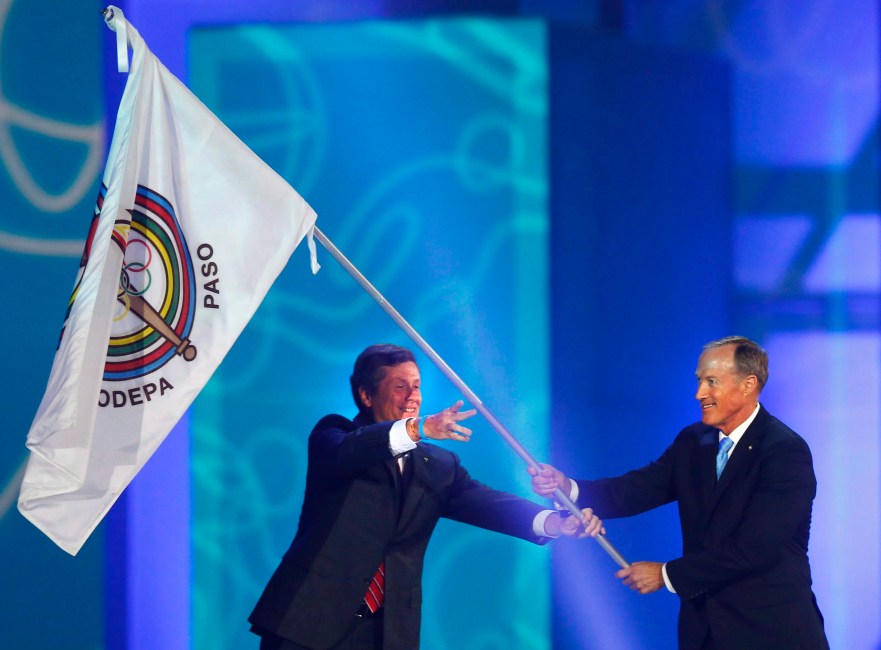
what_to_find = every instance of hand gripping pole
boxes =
[312,226,629,569]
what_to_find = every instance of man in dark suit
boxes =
[250,343,602,650]
[530,336,828,650]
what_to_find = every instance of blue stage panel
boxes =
[549,30,731,650]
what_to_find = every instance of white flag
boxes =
[17,6,318,555]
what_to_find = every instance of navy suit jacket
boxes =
[249,412,548,649]
[576,406,828,650]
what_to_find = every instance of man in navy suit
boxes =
[250,343,603,650]
[531,336,828,650]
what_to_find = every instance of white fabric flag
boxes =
[18,6,318,555]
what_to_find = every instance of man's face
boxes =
[361,361,422,423]
[694,345,756,435]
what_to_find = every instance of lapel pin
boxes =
[748,445,752,451]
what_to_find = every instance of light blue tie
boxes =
[715,436,734,479]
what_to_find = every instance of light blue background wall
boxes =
[0,2,105,648]
[188,19,551,650]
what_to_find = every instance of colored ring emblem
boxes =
[105,185,197,381]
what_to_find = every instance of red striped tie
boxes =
[364,561,385,613]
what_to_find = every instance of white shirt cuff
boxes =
[661,563,676,593]
[389,419,418,456]
[533,509,557,537]
[554,479,579,511]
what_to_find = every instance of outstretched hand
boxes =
[420,400,477,442]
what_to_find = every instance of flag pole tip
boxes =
[101,7,114,19]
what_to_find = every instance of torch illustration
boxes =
[118,291,197,361]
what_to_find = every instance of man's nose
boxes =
[695,383,705,400]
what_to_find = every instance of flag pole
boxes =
[312,226,629,569]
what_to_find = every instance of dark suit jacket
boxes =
[576,406,828,650]
[249,412,548,650]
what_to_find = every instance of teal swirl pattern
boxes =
[189,18,549,650]
[0,0,104,648]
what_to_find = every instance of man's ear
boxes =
[743,375,758,395]
[359,387,372,408]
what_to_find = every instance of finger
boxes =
[588,517,604,537]
[579,508,595,528]
[443,429,470,442]
[581,521,600,538]
[579,520,601,539]
[455,408,477,422]
[448,400,464,413]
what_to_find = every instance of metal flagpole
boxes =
[312,226,629,569]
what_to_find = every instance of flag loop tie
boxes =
[103,5,129,73]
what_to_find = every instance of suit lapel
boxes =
[698,429,719,507]
[707,409,766,509]
[397,445,431,529]
[352,411,401,489]
[384,457,401,490]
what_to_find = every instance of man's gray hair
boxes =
[704,336,769,390]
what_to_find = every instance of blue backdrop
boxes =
[548,30,730,649]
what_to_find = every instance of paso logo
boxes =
[68,184,220,409]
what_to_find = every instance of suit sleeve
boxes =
[440,452,548,544]
[307,414,396,478]
[666,435,817,600]
[575,444,678,519]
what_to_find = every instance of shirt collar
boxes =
[719,402,761,449]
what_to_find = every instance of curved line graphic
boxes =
[0,0,104,215]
